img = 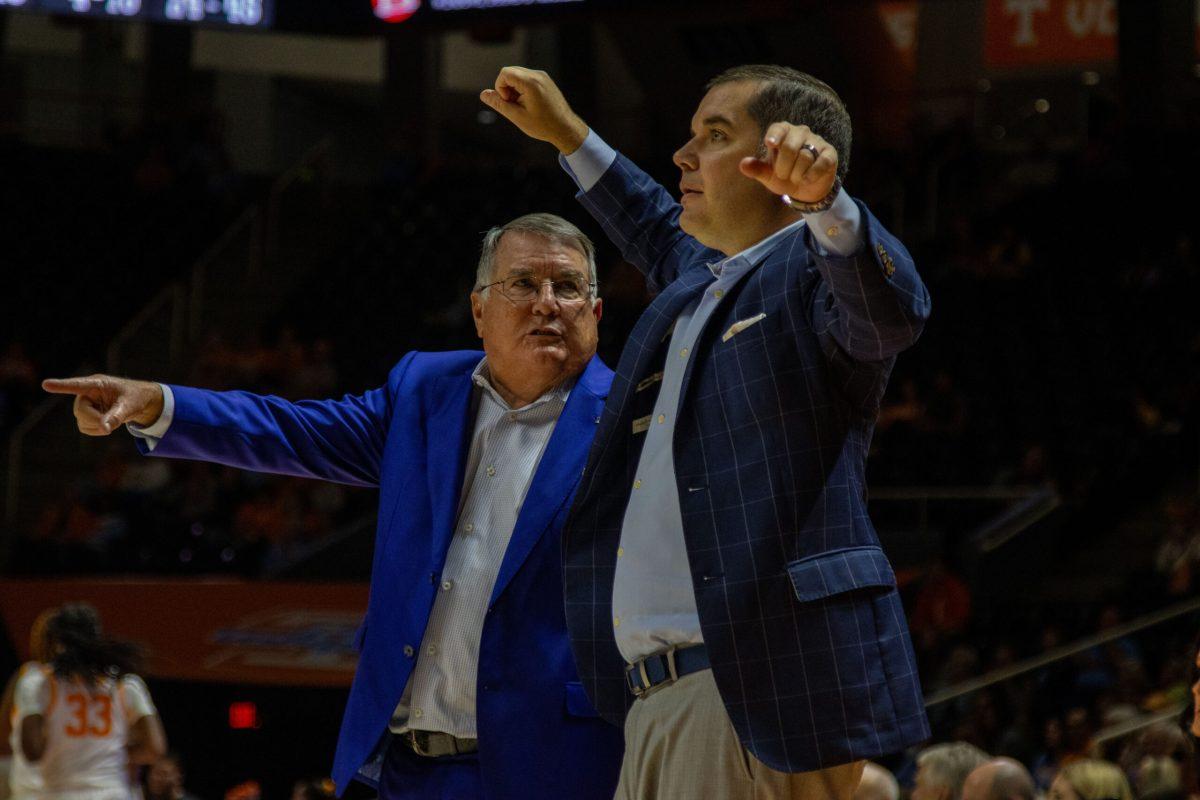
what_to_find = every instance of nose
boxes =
[673,137,698,172]
[530,281,560,316]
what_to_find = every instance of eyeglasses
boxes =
[477,274,596,305]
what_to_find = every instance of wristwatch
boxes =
[782,176,842,214]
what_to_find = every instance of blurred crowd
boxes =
[10,329,367,576]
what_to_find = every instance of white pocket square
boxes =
[721,313,768,342]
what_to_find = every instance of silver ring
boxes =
[800,143,820,160]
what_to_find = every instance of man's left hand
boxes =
[739,123,838,204]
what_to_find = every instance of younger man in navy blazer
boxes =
[487,65,932,799]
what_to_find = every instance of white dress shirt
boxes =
[130,358,573,738]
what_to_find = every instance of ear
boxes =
[470,292,486,339]
[591,297,603,324]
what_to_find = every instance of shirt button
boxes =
[441,580,454,592]
[507,413,517,422]
[827,225,839,237]
[427,644,437,656]
[613,616,621,628]
[657,414,665,424]
[714,289,724,299]
[617,547,624,558]
[403,645,414,658]
[463,522,474,533]
[679,348,689,358]
[486,465,496,477]
[413,708,423,719]
[633,479,642,490]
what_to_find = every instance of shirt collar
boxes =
[471,357,575,411]
[709,217,807,277]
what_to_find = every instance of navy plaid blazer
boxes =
[562,153,933,773]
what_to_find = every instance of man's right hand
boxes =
[42,375,164,436]
[480,67,589,155]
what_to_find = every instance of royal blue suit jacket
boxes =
[563,154,933,772]
[136,351,622,799]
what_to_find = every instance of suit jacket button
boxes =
[403,645,414,658]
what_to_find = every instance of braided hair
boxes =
[45,603,141,684]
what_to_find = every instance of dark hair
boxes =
[706,64,852,182]
[46,603,142,683]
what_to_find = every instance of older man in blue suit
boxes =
[43,213,623,800]
[486,66,932,798]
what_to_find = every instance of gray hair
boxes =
[475,213,598,298]
[855,762,900,800]
[916,743,991,800]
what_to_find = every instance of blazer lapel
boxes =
[488,357,610,606]
[425,373,474,566]
[613,265,713,399]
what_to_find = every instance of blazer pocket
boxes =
[721,312,768,342]
[564,681,601,718]
[785,545,896,603]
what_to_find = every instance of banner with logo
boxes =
[0,579,368,687]
[986,0,1200,68]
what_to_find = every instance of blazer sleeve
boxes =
[575,152,720,293]
[135,353,417,488]
[807,199,931,362]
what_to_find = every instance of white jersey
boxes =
[12,665,157,800]
[8,663,45,800]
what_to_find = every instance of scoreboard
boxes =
[0,0,273,28]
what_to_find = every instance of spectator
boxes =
[1048,759,1133,800]
[290,778,336,800]
[912,742,991,800]
[0,340,37,432]
[911,562,973,650]
[223,781,260,800]
[961,758,1036,800]
[854,762,900,800]
[1130,756,1185,800]
[1032,717,1067,790]
[144,752,204,800]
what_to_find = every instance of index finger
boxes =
[763,122,791,148]
[42,377,101,396]
[495,66,534,94]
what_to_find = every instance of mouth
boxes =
[528,326,564,338]
[680,185,703,200]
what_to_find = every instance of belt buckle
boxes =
[408,730,433,757]
[626,646,680,698]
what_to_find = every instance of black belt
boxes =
[625,644,710,698]
[398,729,479,758]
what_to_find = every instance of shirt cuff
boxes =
[126,384,175,451]
[559,129,617,192]
[804,188,863,257]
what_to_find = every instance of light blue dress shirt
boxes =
[561,130,866,663]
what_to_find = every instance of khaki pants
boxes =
[615,669,865,800]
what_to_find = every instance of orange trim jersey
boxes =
[12,666,156,799]
[7,662,45,799]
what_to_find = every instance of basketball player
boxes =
[11,604,167,800]
[3,608,56,800]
